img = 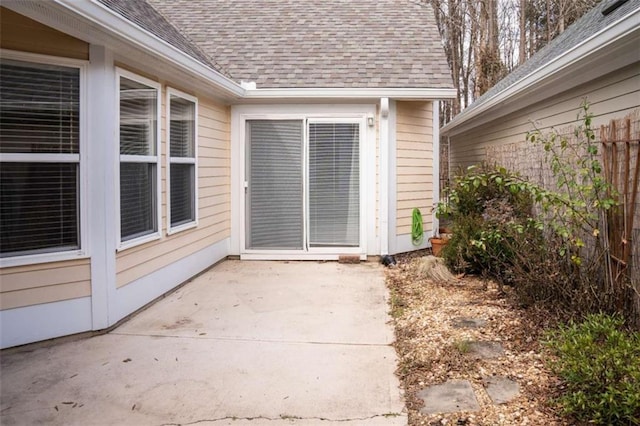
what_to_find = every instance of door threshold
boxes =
[240,253,367,261]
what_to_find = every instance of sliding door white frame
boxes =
[230,104,376,260]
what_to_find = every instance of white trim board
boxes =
[432,100,441,236]
[0,297,92,349]
[392,231,435,255]
[111,238,229,322]
[243,87,457,100]
[230,104,378,257]
[387,100,398,255]
[87,44,118,330]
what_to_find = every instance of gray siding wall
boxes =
[448,64,640,172]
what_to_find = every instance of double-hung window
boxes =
[167,88,197,233]
[0,53,84,265]
[117,69,160,247]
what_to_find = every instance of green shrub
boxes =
[437,164,538,287]
[544,313,640,424]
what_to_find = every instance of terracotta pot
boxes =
[429,237,449,257]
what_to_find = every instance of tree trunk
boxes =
[519,0,527,65]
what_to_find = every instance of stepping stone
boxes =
[452,317,487,329]
[467,341,504,359]
[417,379,480,414]
[484,376,520,404]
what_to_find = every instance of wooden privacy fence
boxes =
[600,117,640,285]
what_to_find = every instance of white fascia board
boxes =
[441,6,640,136]
[243,87,457,100]
[51,0,245,99]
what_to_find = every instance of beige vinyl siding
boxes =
[116,95,230,288]
[0,7,89,60]
[0,259,91,310]
[396,101,434,235]
[449,65,640,170]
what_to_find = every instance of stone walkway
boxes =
[416,317,520,416]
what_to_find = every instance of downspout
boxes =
[379,98,390,255]
[432,100,440,237]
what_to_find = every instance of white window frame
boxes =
[116,68,161,250]
[0,49,88,268]
[231,104,375,260]
[166,87,198,235]
[305,117,365,253]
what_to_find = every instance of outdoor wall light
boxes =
[367,115,374,127]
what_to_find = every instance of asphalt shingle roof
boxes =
[147,0,454,89]
[96,0,231,77]
[458,0,639,118]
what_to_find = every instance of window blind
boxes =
[169,94,196,228]
[120,162,155,241]
[0,59,80,257]
[246,120,304,250]
[169,95,195,158]
[308,123,360,247]
[119,79,156,156]
[0,60,79,154]
[169,164,194,226]
[119,75,158,242]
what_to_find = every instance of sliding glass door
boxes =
[308,122,359,247]
[245,119,361,251]
[246,120,304,249]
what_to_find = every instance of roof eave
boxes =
[243,87,457,101]
[441,6,640,137]
[50,0,246,99]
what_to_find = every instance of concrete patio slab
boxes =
[1,260,406,425]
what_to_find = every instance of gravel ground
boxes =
[386,252,569,425]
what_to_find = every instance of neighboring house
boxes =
[441,0,639,170]
[0,0,454,348]
[440,0,640,291]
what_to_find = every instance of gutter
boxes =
[441,5,640,135]
[244,87,456,100]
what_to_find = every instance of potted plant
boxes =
[431,201,452,256]
[429,233,450,257]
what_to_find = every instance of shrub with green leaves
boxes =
[544,313,640,424]
[436,164,540,287]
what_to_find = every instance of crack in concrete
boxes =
[110,332,393,347]
[160,412,405,425]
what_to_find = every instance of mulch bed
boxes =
[385,252,569,425]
